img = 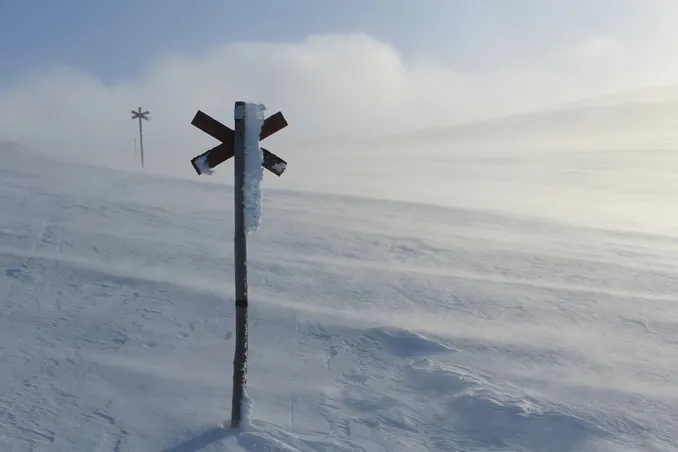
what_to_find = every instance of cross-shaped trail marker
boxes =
[190,108,288,176]
[189,102,289,429]
[131,107,150,168]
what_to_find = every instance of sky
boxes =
[2,0,678,168]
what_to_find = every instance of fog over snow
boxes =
[2,2,678,451]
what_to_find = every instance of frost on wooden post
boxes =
[240,388,254,430]
[242,102,266,234]
[193,154,214,175]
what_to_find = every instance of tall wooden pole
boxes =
[131,107,149,169]
[186,103,289,429]
[137,107,145,168]
[231,101,248,428]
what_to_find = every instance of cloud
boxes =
[1,31,677,174]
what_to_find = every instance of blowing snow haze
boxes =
[2,1,678,451]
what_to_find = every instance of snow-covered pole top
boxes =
[238,103,266,234]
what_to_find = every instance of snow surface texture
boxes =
[0,143,677,451]
[241,102,265,235]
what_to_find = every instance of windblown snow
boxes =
[0,140,677,451]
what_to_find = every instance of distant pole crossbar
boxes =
[131,107,150,168]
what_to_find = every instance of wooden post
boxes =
[231,101,248,428]
[131,107,150,168]
[187,103,289,429]
[138,110,144,168]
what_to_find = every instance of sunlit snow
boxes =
[1,96,677,450]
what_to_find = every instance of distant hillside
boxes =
[561,84,678,109]
[379,87,678,152]
[0,140,33,153]
[277,86,678,153]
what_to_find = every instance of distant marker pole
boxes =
[133,137,137,157]
[187,102,289,429]
[131,107,150,168]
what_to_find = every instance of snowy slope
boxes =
[371,100,678,153]
[0,143,677,451]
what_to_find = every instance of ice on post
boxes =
[193,154,214,175]
[242,102,266,234]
